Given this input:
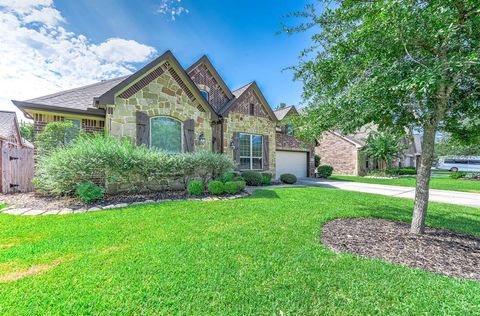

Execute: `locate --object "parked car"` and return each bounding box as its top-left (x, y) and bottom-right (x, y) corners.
top-left (436, 156), bottom-right (480, 172)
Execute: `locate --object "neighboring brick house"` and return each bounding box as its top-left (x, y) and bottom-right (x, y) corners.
top-left (13, 51), bottom-right (312, 178)
top-left (316, 126), bottom-right (422, 176)
top-left (274, 106), bottom-right (315, 178)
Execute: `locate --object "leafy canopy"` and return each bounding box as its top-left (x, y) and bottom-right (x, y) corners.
top-left (362, 130), bottom-right (408, 168)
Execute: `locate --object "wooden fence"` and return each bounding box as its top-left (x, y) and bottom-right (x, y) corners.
top-left (1, 141), bottom-right (34, 194)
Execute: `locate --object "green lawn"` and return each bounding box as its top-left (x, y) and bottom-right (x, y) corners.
top-left (0, 187), bottom-right (479, 314)
top-left (330, 175), bottom-right (480, 193)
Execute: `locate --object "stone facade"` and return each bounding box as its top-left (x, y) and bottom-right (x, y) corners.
top-left (316, 131), bottom-right (360, 176)
top-left (107, 66), bottom-right (212, 152)
top-left (188, 63), bottom-right (230, 112)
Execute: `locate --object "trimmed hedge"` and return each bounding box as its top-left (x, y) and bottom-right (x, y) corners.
top-left (224, 181), bottom-right (239, 194)
top-left (187, 180), bottom-right (204, 196)
top-left (317, 165), bottom-right (334, 178)
top-left (207, 180), bottom-right (224, 195)
top-left (386, 167), bottom-right (416, 176)
top-left (449, 171), bottom-right (466, 179)
top-left (261, 172), bottom-right (273, 185)
top-left (280, 173), bottom-right (297, 184)
top-left (236, 180), bottom-right (246, 191)
top-left (241, 171), bottom-right (263, 186)
top-left (34, 135), bottom-right (235, 196)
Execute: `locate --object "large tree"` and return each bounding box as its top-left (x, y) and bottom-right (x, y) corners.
top-left (286, 1), bottom-right (480, 234)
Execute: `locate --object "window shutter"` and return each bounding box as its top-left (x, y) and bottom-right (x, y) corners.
top-left (263, 135), bottom-right (269, 171)
top-left (183, 119), bottom-right (195, 152)
top-left (233, 132), bottom-right (240, 170)
top-left (136, 111), bottom-right (150, 147)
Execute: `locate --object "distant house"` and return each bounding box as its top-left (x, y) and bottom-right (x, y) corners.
top-left (12, 51), bottom-right (314, 179)
top-left (0, 111), bottom-right (34, 193)
top-left (316, 126), bottom-right (422, 176)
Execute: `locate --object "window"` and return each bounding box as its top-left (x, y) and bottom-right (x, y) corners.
top-left (286, 123), bottom-right (294, 136)
top-left (239, 133), bottom-right (263, 170)
top-left (249, 104), bottom-right (255, 115)
top-left (150, 116), bottom-right (182, 153)
top-left (200, 89), bottom-right (209, 101)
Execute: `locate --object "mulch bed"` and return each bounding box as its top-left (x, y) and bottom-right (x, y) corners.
top-left (321, 218), bottom-right (480, 281)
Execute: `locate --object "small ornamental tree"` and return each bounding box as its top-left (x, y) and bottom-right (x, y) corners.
top-left (285, 1), bottom-right (480, 234)
top-left (20, 123), bottom-right (34, 142)
top-left (35, 121), bottom-right (81, 157)
top-left (362, 130), bottom-right (407, 169)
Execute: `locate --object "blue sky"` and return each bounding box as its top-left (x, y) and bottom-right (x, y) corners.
top-left (0, 0), bottom-right (317, 120)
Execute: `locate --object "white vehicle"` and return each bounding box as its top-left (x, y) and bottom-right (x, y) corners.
top-left (436, 156), bottom-right (480, 172)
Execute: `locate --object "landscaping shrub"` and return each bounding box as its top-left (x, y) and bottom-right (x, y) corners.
top-left (187, 180), bottom-right (204, 196)
top-left (261, 172), bottom-right (273, 185)
top-left (75, 181), bottom-right (104, 203)
top-left (235, 180), bottom-right (246, 191)
top-left (317, 165), bottom-right (334, 178)
top-left (280, 173), bottom-right (297, 184)
top-left (386, 167), bottom-right (417, 176)
top-left (241, 171), bottom-right (263, 186)
top-left (219, 171), bottom-right (238, 183)
top-left (449, 171), bottom-right (467, 179)
top-left (34, 134), bottom-right (235, 196)
top-left (35, 121), bottom-right (81, 157)
top-left (207, 180), bottom-right (224, 195)
top-left (224, 181), bottom-right (239, 194)
top-left (314, 154), bottom-right (321, 168)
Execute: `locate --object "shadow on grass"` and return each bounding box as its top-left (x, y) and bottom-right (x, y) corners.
top-left (248, 189), bottom-right (280, 199)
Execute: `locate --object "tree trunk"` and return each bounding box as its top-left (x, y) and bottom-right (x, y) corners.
top-left (410, 124), bottom-right (437, 234)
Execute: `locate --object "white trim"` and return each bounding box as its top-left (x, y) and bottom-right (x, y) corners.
top-left (149, 116), bottom-right (184, 153)
top-left (239, 133), bottom-right (263, 170)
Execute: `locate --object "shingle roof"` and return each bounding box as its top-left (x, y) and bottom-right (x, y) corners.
top-left (24, 76), bottom-right (128, 112)
top-left (274, 106), bottom-right (295, 120)
top-left (0, 111), bottom-right (16, 140)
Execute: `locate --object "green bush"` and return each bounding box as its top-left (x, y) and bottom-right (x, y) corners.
top-left (75, 181), bottom-right (104, 203)
top-left (219, 171), bottom-right (238, 183)
top-left (207, 180), bottom-right (224, 195)
top-left (386, 167), bottom-right (417, 176)
top-left (187, 180), bottom-right (204, 196)
top-left (280, 173), bottom-right (297, 184)
top-left (261, 172), bottom-right (273, 185)
top-left (317, 165), bottom-right (334, 178)
top-left (224, 181), bottom-right (239, 194)
top-left (35, 121), bottom-right (81, 157)
top-left (33, 134), bottom-right (235, 196)
top-left (314, 154), bottom-right (321, 168)
top-left (241, 171), bottom-right (263, 186)
top-left (235, 180), bottom-right (246, 191)
top-left (449, 171), bottom-right (466, 179)
top-left (233, 175), bottom-right (244, 182)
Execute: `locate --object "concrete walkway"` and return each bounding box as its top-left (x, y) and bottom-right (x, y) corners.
top-left (298, 179), bottom-right (480, 208)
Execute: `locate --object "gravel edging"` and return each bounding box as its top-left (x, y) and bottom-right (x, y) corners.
top-left (0, 192), bottom-right (250, 216)
top-left (321, 218), bottom-right (480, 281)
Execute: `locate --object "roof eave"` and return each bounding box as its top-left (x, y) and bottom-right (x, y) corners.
top-left (12, 100), bottom-right (106, 117)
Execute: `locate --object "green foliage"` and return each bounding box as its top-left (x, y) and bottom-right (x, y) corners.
top-left (362, 130), bottom-right (407, 169)
top-left (261, 172), bottom-right (273, 185)
top-left (235, 180), bottom-right (246, 192)
top-left (75, 181), bottom-right (104, 203)
top-left (35, 121), bottom-right (81, 157)
top-left (241, 171), bottom-right (263, 186)
top-left (224, 181), bottom-right (239, 194)
top-left (386, 167), bottom-right (416, 176)
top-left (280, 173), bottom-right (297, 184)
top-left (449, 172), bottom-right (467, 180)
top-left (317, 165), bottom-right (333, 178)
top-left (187, 180), bottom-right (204, 196)
top-left (219, 171), bottom-right (238, 183)
top-left (435, 136), bottom-right (480, 157)
top-left (34, 134), bottom-right (235, 196)
top-left (207, 180), bottom-right (224, 195)
top-left (314, 154), bottom-right (321, 168)
top-left (19, 123), bottom-right (34, 142)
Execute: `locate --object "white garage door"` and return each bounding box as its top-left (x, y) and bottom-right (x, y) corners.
top-left (276, 150), bottom-right (307, 179)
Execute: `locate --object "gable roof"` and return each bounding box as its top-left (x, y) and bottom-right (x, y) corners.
top-left (218, 81), bottom-right (277, 122)
top-left (186, 55), bottom-right (234, 100)
top-left (96, 50), bottom-right (217, 120)
top-left (12, 78), bottom-right (123, 117)
top-left (274, 105), bottom-right (298, 121)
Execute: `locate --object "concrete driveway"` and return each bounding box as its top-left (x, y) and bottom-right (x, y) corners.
top-left (298, 179), bottom-right (480, 208)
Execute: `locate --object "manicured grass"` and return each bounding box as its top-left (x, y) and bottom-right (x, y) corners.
top-left (331, 175), bottom-right (480, 193)
top-left (0, 187), bottom-right (479, 314)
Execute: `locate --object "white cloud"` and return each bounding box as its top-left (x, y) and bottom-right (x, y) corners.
top-left (0, 0), bottom-right (156, 118)
top-left (156, 0), bottom-right (188, 21)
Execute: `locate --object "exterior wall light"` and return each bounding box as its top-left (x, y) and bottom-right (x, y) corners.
top-left (199, 133), bottom-right (206, 145)
top-left (230, 140), bottom-right (236, 150)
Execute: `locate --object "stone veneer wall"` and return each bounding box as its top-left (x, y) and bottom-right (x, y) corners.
top-left (107, 69), bottom-right (212, 152)
top-left (188, 64), bottom-right (230, 112)
top-left (315, 131), bottom-right (359, 176)
top-left (223, 112), bottom-right (276, 175)
top-left (276, 132), bottom-right (315, 177)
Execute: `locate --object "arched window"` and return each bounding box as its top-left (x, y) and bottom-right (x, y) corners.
top-left (199, 89), bottom-right (209, 101)
top-left (150, 116), bottom-right (182, 153)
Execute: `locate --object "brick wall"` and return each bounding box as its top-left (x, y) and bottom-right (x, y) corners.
top-left (230, 88), bottom-right (268, 118)
top-left (276, 132), bottom-right (315, 177)
top-left (188, 64), bottom-right (230, 112)
top-left (315, 131), bottom-right (359, 176)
